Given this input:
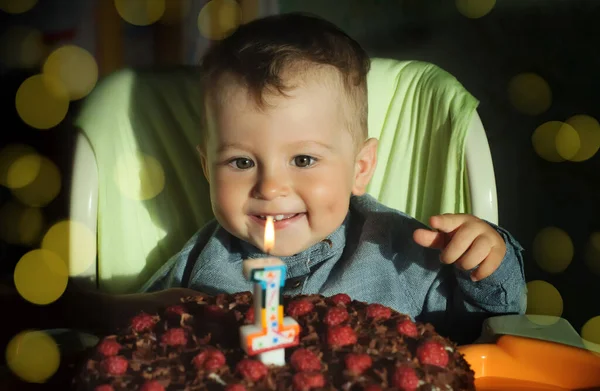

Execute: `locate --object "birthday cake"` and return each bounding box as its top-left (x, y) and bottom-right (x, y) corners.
top-left (75, 292), bottom-right (475, 391)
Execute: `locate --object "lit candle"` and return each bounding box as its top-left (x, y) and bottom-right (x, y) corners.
top-left (239, 216), bottom-right (301, 366)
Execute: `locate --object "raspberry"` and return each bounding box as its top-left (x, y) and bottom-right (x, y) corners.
top-left (236, 358), bottom-right (268, 382)
top-left (290, 348), bottom-right (321, 372)
top-left (101, 355), bottom-right (128, 376)
top-left (397, 319), bottom-right (418, 338)
top-left (287, 299), bottom-right (314, 317)
top-left (94, 385), bottom-right (115, 391)
top-left (205, 305), bottom-right (226, 318)
top-left (327, 325), bottom-right (357, 347)
top-left (96, 338), bottom-right (121, 356)
top-left (292, 372), bottom-right (325, 391)
top-left (165, 305), bottom-right (186, 316)
top-left (131, 313), bottom-right (158, 332)
top-left (193, 348), bottom-right (226, 371)
top-left (392, 366), bottom-right (419, 391)
top-left (330, 293), bottom-right (351, 306)
top-left (363, 385), bottom-right (382, 391)
top-left (366, 303), bottom-right (391, 320)
top-left (225, 384), bottom-right (246, 391)
top-left (416, 340), bottom-right (449, 367)
top-left (323, 307), bottom-right (349, 326)
top-left (161, 328), bottom-right (188, 346)
top-left (245, 306), bottom-right (255, 323)
top-left (139, 380), bottom-right (165, 391)
top-left (344, 353), bottom-right (372, 375)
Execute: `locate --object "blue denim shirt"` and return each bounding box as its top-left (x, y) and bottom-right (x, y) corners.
top-left (140, 194), bottom-right (526, 343)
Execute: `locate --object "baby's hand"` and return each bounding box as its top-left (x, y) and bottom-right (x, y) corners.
top-left (413, 214), bottom-right (506, 281)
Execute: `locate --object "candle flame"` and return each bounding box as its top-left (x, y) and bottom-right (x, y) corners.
top-left (264, 216), bottom-right (274, 254)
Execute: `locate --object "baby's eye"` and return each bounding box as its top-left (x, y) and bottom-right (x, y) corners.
top-left (229, 158), bottom-right (255, 170)
top-left (292, 155), bottom-right (316, 168)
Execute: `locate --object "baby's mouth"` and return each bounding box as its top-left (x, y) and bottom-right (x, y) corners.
top-left (256, 213), bottom-right (300, 222)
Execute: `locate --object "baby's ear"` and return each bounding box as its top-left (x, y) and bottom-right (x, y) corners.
top-left (197, 145), bottom-right (210, 183)
top-left (351, 138), bottom-right (378, 196)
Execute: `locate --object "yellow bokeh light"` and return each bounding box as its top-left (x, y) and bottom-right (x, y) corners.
top-left (15, 74), bottom-right (69, 130)
top-left (42, 220), bottom-right (96, 277)
top-left (43, 45), bottom-right (99, 101)
top-left (0, 0), bottom-right (37, 14)
top-left (0, 200), bottom-right (44, 246)
top-left (115, 0), bottom-right (166, 26)
top-left (5, 330), bottom-right (60, 383)
top-left (456, 0), bottom-right (496, 19)
top-left (565, 115), bottom-right (600, 162)
top-left (0, 143), bottom-right (36, 188)
top-left (198, 0), bottom-right (243, 40)
top-left (114, 153), bottom-right (165, 201)
top-left (14, 249), bottom-right (68, 305)
top-left (6, 153), bottom-right (41, 189)
top-left (526, 280), bottom-right (563, 319)
top-left (581, 316), bottom-right (600, 355)
top-left (532, 227), bottom-right (574, 273)
top-left (584, 232), bottom-right (600, 276)
top-left (160, 0), bottom-right (190, 24)
top-left (532, 121), bottom-right (580, 162)
top-left (0, 26), bottom-right (46, 69)
top-left (508, 73), bottom-right (552, 116)
top-left (11, 155), bottom-right (61, 207)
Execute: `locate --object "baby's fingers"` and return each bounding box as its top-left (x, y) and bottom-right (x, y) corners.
top-left (454, 235), bottom-right (492, 271)
top-left (413, 228), bottom-right (446, 249)
top-left (470, 246), bottom-right (505, 281)
top-left (440, 224), bottom-right (479, 264)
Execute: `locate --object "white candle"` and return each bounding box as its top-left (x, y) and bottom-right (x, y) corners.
top-left (239, 217), bottom-right (300, 366)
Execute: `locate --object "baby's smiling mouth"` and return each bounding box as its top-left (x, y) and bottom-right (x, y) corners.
top-left (255, 213), bottom-right (300, 222)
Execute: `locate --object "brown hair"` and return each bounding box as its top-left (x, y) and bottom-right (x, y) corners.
top-left (199, 12), bottom-right (371, 143)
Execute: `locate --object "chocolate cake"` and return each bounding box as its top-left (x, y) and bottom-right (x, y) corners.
top-left (75, 292), bottom-right (475, 391)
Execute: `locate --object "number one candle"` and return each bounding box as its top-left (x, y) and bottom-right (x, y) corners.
top-left (239, 216), bottom-right (301, 366)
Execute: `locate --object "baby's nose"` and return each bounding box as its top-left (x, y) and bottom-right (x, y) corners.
top-left (252, 172), bottom-right (290, 200)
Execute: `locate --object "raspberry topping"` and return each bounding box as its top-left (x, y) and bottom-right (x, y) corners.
top-left (323, 307), bottom-right (349, 326)
top-left (292, 372), bottom-right (326, 391)
top-left (165, 305), bottom-right (186, 316)
top-left (236, 359), bottom-right (268, 382)
top-left (290, 348), bottom-right (322, 372)
top-left (245, 306), bottom-right (255, 323)
top-left (397, 319), bottom-right (419, 338)
top-left (344, 353), bottom-right (372, 375)
top-left (131, 313), bottom-right (158, 332)
top-left (327, 325), bottom-right (357, 347)
top-left (225, 384), bottom-right (246, 391)
top-left (364, 385), bottom-right (383, 391)
top-left (139, 380), bottom-right (165, 391)
top-left (94, 385), bottom-right (115, 391)
top-left (287, 299), bottom-right (314, 317)
top-left (366, 303), bottom-right (392, 320)
top-left (161, 328), bottom-right (188, 346)
top-left (193, 348), bottom-right (226, 371)
top-left (101, 355), bottom-right (128, 376)
top-left (392, 365), bottom-right (419, 391)
top-left (205, 305), bottom-right (226, 318)
top-left (96, 338), bottom-right (121, 357)
top-left (330, 293), bottom-right (351, 306)
top-left (416, 340), bottom-right (449, 367)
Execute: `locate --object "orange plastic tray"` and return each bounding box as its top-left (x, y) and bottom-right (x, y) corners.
top-left (458, 335), bottom-right (600, 391)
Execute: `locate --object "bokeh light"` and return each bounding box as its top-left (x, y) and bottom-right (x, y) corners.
top-left (198, 0), bottom-right (242, 41)
top-left (532, 227), bottom-right (574, 273)
top-left (525, 280), bottom-right (563, 325)
top-left (0, 200), bottom-right (44, 246)
top-left (15, 74), bottom-right (69, 130)
top-left (43, 45), bottom-right (99, 101)
top-left (114, 152), bottom-right (165, 200)
top-left (0, 0), bottom-right (37, 14)
top-left (581, 316), bottom-right (600, 355)
top-left (160, 0), bottom-right (190, 24)
top-left (532, 121), bottom-right (580, 162)
top-left (565, 114), bottom-right (600, 162)
top-left (508, 73), bottom-right (552, 116)
top-left (6, 152), bottom-right (41, 189)
top-left (584, 232), bottom-right (600, 276)
top-left (10, 154), bottom-right (61, 207)
top-left (14, 249), bottom-right (68, 305)
top-left (455, 0), bottom-right (496, 19)
top-left (5, 330), bottom-right (60, 383)
top-left (115, 0), bottom-right (166, 26)
top-left (41, 220), bottom-right (96, 276)
top-left (0, 143), bottom-right (36, 188)
top-left (0, 26), bottom-right (46, 69)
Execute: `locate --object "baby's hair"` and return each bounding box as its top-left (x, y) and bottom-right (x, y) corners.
top-left (199, 12), bottom-right (370, 144)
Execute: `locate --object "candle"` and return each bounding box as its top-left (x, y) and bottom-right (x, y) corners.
top-left (239, 217), bottom-right (300, 366)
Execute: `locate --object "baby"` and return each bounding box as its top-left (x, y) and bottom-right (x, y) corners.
top-left (138, 13), bottom-right (527, 344)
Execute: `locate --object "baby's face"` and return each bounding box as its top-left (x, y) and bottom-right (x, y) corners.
top-left (201, 78), bottom-right (371, 256)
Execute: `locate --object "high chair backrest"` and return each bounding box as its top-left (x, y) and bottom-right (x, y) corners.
top-left (70, 58), bottom-right (497, 293)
